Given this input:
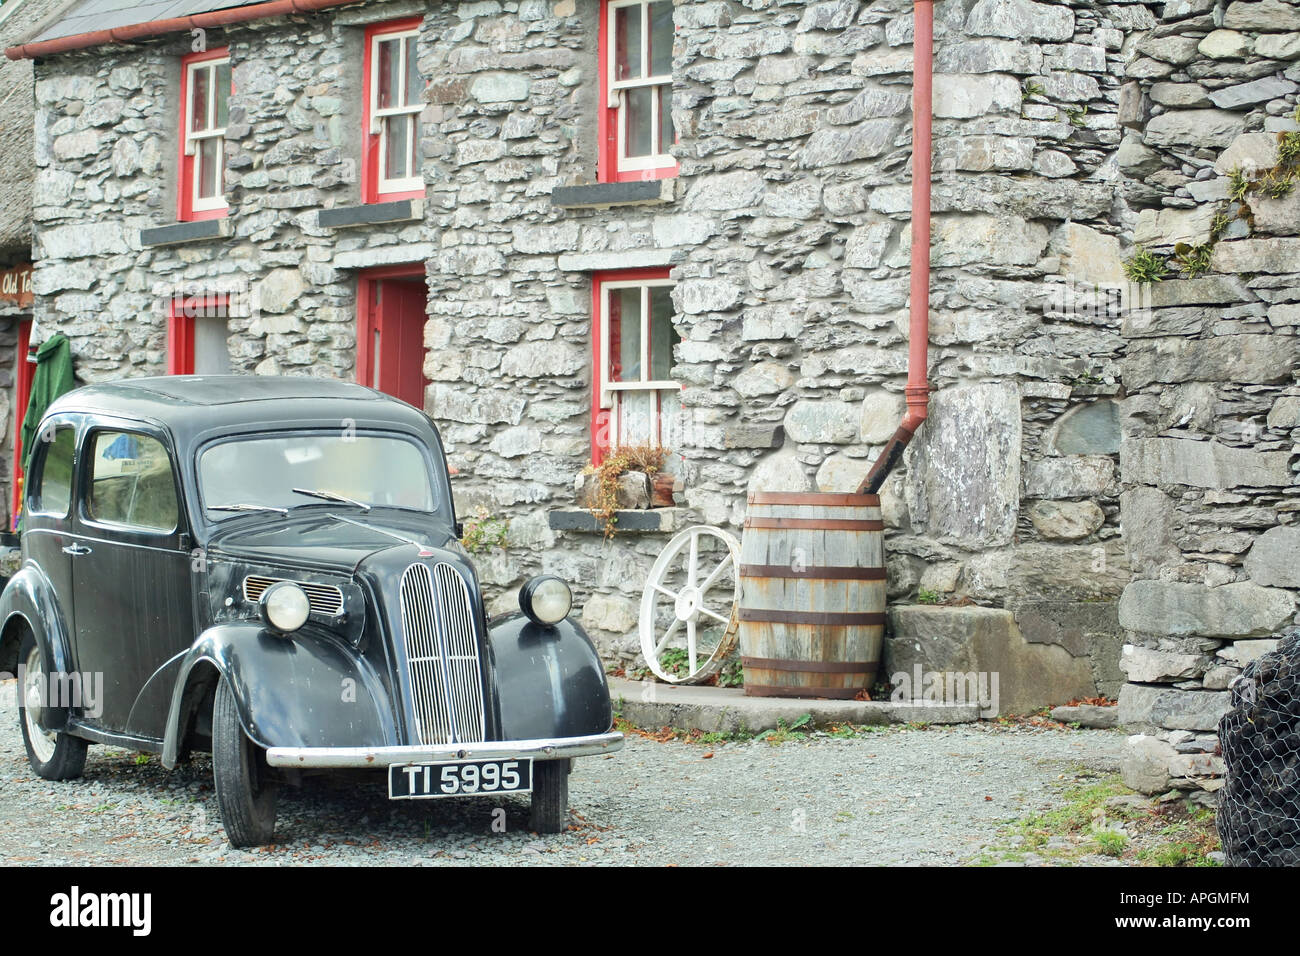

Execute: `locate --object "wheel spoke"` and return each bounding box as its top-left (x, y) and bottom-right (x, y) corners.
top-left (698, 553), bottom-right (733, 594)
top-left (650, 581), bottom-right (679, 602)
top-left (687, 619), bottom-right (697, 674)
top-left (654, 617), bottom-right (681, 656)
top-left (698, 605), bottom-right (731, 625)
top-left (687, 530), bottom-right (699, 588)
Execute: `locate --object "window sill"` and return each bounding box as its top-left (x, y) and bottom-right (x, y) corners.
top-left (548, 507), bottom-right (691, 534)
top-left (140, 218), bottom-right (231, 247)
top-left (318, 199), bottom-right (424, 229)
top-left (551, 179), bottom-right (675, 210)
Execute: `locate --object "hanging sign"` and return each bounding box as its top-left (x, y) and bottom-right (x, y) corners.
top-left (0, 264), bottom-right (33, 308)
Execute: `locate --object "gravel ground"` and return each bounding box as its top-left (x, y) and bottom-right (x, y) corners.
top-left (0, 686), bottom-right (1127, 866)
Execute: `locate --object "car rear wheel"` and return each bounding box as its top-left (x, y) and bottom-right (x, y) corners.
top-left (212, 675), bottom-right (278, 848)
top-left (17, 632), bottom-right (88, 781)
top-left (529, 758), bottom-right (571, 833)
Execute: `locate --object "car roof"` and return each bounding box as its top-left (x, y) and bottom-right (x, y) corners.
top-left (44, 375), bottom-right (438, 444)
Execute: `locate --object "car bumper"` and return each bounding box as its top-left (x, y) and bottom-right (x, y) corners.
top-left (264, 730), bottom-right (625, 769)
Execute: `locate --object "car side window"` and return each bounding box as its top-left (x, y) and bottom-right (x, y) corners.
top-left (29, 426), bottom-right (76, 517)
top-left (85, 431), bottom-right (180, 533)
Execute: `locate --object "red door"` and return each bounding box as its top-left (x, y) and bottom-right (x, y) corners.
top-left (358, 271), bottom-right (429, 409)
top-left (10, 319), bottom-right (36, 528)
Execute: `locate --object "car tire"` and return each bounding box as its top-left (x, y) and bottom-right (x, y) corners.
top-left (212, 676), bottom-right (278, 848)
top-left (529, 758), bottom-right (571, 834)
top-left (17, 631), bottom-right (88, 781)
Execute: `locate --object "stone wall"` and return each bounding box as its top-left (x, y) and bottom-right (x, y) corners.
top-left (1115, 0), bottom-right (1300, 800)
top-left (418, 0), bottom-right (1151, 699)
top-left (25, 0), bottom-right (1179, 704)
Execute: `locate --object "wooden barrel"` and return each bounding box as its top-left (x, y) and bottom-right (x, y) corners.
top-left (738, 492), bottom-right (885, 698)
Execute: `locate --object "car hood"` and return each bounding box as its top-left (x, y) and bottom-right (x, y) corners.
top-left (207, 510), bottom-right (463, 573)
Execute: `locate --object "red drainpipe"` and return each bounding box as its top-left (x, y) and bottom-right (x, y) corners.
top-left (859, 0), bottom-right (934, 495)
top-left (5, 0), bottom-right (363, 60)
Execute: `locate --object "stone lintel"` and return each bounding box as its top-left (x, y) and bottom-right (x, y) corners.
top-left (333, 243), bottom-right (436, 271)
top-left (556, 248), bottom-right (678, 272)
top-left (139, 218), bottom-right (230, 247)
top-left (551, 178), bottom-right (675, 210)
top-left (318, 199), bottom-right (423, 229)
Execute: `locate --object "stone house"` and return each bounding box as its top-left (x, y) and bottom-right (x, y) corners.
top-left (0, 0), bottom-right (74, 530)
top-left (7, 0), bottom-right (1300, 793)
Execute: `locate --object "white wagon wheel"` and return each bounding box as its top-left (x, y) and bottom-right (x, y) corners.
top-left (638, 525), bottom-right (741, 684)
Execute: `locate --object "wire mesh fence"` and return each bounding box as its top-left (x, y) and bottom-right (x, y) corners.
top-left (1218, 626), bottom-right (1300, 867)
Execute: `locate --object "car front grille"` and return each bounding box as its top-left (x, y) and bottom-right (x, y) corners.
top-left (398, 562), bottom-right (487, 746)
top-left (243, 575), bottom-right (345, 616)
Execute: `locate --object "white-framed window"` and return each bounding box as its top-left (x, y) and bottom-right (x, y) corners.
top-left (594, 271), bottom-right (681, 458)
top-left (182, 51), bottom-right (230, 218)
top-left (602, 0), bottom-right (677, 181)
top-left (366, 22), bottom-right (423, 198)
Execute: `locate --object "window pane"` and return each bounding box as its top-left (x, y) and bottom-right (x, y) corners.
top-left (618, 390), bottom-right (654, 447)
top-left (614, 4), bottom-right (641, 81)
top-left (409, 115), bottom-right (420, 178)
top-left (612, 288), bottom-right (642, 383)
top-left (198, 137), bottom-right (221, 199)
top-left (191, 65), bottom-right (209, 132)
top-left (215, 61), bottom-right (231, 128)
top-left (404, 35), bottom-right (422, 107)
top-left (625, 85), bottom-right (653, 158)
top-left (88, 432), bottom-right (179, 532)
top-left (649, 287), bottom-right (676, 380)
top-left (657, 83), bottom-right (673, 155)
top-left (200, 435), bottom-right (435, 514)
top-left (377, 37), bottom-right (399, 109)
top-left (648, 1), bottom-right (672, 75)
top-left (384, 114), bottom-right (409, 181)
top-left (33, 428), bottom-right (75, 516)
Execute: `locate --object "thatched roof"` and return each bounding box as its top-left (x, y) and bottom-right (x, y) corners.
top-left (0, 0), bottom-right (82, 256)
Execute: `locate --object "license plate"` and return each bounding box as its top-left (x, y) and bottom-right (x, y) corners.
top-left (388, 758), bottom-right (533, 800)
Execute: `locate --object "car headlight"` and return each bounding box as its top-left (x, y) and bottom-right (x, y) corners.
top-left (520, 575), bottom-right (572, 626)
top-left (260, 582), bottom-right (311, 633)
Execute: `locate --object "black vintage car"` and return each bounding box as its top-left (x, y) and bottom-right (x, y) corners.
top-left (0, 376), bottom-right (622, 846)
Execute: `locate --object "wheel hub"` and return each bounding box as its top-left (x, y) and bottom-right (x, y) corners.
top-left (674, 586), bottom-right (703, 622)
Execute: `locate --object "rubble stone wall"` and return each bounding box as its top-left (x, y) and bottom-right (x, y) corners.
top-left (1115, 0), bottom-right (1300, 799)
top-left (24, 0), bottom-right (1184, 703)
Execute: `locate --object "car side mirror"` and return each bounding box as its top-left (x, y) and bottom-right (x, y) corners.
top-left (455, 521), bottom-right (464, 539)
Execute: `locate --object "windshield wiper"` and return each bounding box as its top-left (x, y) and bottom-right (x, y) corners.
top-left (209, 503), bottom-right (289, 515)
top-left (292, 488), bottom-right (371, 511)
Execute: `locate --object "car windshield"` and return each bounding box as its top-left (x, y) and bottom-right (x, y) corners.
top-left (199, 433), bottom-right (436, 518)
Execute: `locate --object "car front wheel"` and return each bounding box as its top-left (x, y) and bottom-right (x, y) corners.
top-left (212, 676), bottom-right (278, 848)
top-left (17, 632), bottom-right (88, 780)
top-left (529, 758), bottom-right (571, 833)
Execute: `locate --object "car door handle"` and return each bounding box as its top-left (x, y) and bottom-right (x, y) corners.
top-left (62, 543), bottom-right (92, 556)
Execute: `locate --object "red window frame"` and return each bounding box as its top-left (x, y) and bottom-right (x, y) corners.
top-left (362, 17), bottom-right (426, 204)
top-left (590, 268), bottom-right (678, 464)
top-left (178, 47), bottom-right (231, 222)
top-left (597, 0), bottom-right (679, 184)
top-left (167, 293), bottom-right (229, 375)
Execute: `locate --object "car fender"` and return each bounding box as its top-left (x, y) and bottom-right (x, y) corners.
top-left (0, 563), bottom-right (76, 732)
top-left (161, 622), bottom-right (397, 769)
top-left (487, 613), bottom-right (613, 741)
